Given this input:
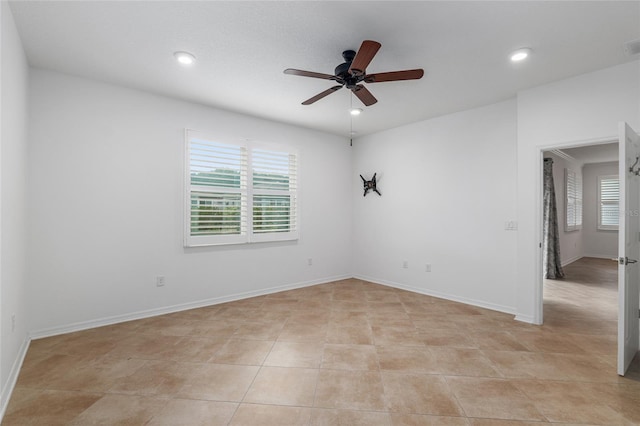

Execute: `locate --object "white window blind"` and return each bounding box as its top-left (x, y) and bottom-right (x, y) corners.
top-left (565, 168), bottom-right (582, 232)
top-left (251, 149), bottom-right (297, 239)
top-left (598, 175), bottom-right (619, 231)
top-left (185, 131), bottom-right (298, 247)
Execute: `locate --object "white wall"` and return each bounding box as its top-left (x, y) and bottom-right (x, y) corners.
top-left (0, 0), bottom-right (30, 411)
top-left (543, 152), bottom-right (583, 266)
top-left (352, 99), bottom-right (518, 313)
top-left (517, 60), bottom-right (640, 323)
top-left (27, 69), bottom-right (353, 334)
top-left (583, 161), bottom-right (619, 259)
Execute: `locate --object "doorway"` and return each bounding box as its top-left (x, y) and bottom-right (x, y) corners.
top-left (540, 142), bottom-right (619, 347)
top-left (542, 142), bottom-right (619, 274)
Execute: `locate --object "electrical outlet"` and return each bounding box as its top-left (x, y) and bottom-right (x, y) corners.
top-left (308, 258), bottom-right (313, 266)
top-left (402, 261), bottom-right (408, 269)
top-left (426, 264), bottom-right (431, 272)
top-left (156, 276), bottom-right (165, 287)
top-left (11, 314), bottom-right (16, 332)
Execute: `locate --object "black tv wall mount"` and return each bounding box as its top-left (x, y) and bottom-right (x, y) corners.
top-left (360, 173), bottom-right (381, 197)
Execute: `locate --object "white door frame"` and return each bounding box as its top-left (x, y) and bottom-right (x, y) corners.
top-left (534, 135), bottom-right (617, 324)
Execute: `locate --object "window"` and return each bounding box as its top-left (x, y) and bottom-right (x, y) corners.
top-left (185, 130), bottom-right (298, 246)
top-left (598, 175), bottom-right (619, 230)
top-left (565, 168), bottom-right (582, 231)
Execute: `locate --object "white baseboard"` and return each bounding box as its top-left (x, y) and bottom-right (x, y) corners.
top-left (561, 254), bottom-right (583, 267)
top-left (582, 253), bottom-right (618, 261)
top-left (30, 274), bottom-right (351, 340)
top-left (30, 271), bottom-right (523, 339)
top-left (0, 336), bottom-right (30, 420)
top-left (353, 274), bottom-right (517, 316)
top-left (514, 314), bottom-right (539, 325)
top-left (561, 255), bottom-right (617, 268)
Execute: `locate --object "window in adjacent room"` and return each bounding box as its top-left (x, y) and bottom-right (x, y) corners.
top-left (598, 174), bottom-right (619, 230)
top-left (185, 130), bottom-right (298, 247)
top-left (565, 168), bottom-right (582, 231)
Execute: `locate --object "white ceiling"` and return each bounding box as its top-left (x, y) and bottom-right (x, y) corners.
top-left (560, 143), bottom-right (619, 165)
top-left (9, 1), bottom-right (640, 138)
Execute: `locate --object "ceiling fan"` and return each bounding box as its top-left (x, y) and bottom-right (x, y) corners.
top-left (284, 40), bottom-right (424, 107)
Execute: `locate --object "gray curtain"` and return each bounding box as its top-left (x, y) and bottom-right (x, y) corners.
top-left (543, 158), bottom-right (565, 279)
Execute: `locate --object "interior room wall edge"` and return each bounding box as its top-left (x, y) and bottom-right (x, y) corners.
top-left (29, 273), bottom-right (351, 341)
top-left (0, 336), bottom-right (28, 421)
top-left (0, 0), bottom-right (30, 415)
top-left (353, 274), bottom-right (516, 316)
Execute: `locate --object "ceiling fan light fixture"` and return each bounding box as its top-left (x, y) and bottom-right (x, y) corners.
top-left (174, 51), bottom-right (196, 66)
top-left (350, 108), bottom-right (363, 116)
top-left (510, 48), bottom-right (532, 62)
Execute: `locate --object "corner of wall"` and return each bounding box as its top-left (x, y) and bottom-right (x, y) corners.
top-left (1, 1), bottom-right (31, 419)
top-left (0, 337), bottom-right (29, 419)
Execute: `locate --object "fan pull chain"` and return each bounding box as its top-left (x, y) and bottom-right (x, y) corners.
top-left (350, 92), bottom-right (354, 146)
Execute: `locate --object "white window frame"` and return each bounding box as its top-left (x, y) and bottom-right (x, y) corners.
top-left (184, 130), bottom-right (299, 247)
top-left (565, 167), bottom-right (582, 232)
top-left (597, 174), bottom-right (619, 231)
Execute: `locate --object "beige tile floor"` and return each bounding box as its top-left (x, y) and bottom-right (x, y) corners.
top-left (3, 257), bottom-right (640, 425)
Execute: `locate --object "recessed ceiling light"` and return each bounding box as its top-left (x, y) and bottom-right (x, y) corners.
top-left (350, 108), bottom-right (363, 116)
top-left (510, 48), bottom-right (532, 62)
top-left (174, 51), bottom-right (196, 66)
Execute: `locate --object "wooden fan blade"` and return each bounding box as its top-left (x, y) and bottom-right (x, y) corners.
top-left (348, 40), bottom-right (381, 76)
top-left (301, 85), bottom-right (343, 105)
top-left (284, 68), bottom-right (337, 80)
top-left (364, 69), bottom-right (424, 83)
top-left (352, 85), bottom-right (377, 106)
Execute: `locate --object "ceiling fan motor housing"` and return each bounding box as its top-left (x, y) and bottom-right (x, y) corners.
top-left (336, 50), bottom-right (361, 88)
top-left (335, 50), bottom-right (356, 75)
